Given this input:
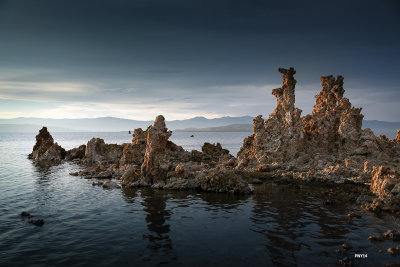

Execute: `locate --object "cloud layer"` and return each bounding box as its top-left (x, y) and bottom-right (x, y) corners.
top-left (0, 0), bottom-right (399, 121)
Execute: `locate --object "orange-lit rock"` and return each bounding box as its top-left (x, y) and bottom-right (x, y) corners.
top-left (238, 67), bottom-right (400, 211)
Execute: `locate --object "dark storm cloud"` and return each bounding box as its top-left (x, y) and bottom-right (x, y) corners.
top-left (0, 0), bottom-right (399, 120)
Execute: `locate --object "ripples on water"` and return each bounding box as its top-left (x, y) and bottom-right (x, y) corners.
top-left (0, 132), bottom-right (399, 266)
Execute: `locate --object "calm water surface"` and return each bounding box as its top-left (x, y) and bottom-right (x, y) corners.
top-left (0, 132), bottom-right (399, 266)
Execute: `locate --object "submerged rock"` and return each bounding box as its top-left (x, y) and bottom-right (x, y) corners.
top-left (102, 180), bottom-right (120, 189)
top-left (28, 219), bottom-right (44, 227)
top-left (338, 257), bottom-right (353, 266)
top-left (387, 246), bottom-right (400, 256)
top-left (342, 243), bottom-right (352, 250)
top-left (368, 235), bottom-right (384, 242)
top-left (20, 211), bottom-right (32, 218)
top-left (383, 230), bottom-right (400, 241)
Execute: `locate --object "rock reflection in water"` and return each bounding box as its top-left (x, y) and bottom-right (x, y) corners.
top-left (140, 188), bottom-right (176, 264)
top-left (3, 132), bottom-right (399, 266)
top-left (251, 182), bottom-right (352, 266)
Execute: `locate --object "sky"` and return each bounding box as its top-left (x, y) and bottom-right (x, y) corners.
top-left (0, 0), bottom-right (399, 121)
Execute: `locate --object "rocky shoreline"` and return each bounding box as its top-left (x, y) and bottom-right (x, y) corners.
top-left (29, 67), bottom-right (400, 214)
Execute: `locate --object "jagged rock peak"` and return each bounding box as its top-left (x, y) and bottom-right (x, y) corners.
top-left (141, 115), bottom-right (173, 180)
top-left (29, 126), bottom-right (66, 164)
top-left (32, 126), bottom-right (54, 151)
top-left (272, 67), bottom-right (297, 113)
top-left (320, 75), bottom-right (344, 100)
top-left (313, 75), bottom-right (346, 116)
top-left (278, 67), bottom-right (296, 88)
top-left (153, 115), bottom-right (168, 131)
top-left (267, 67), bottom-right (302, 129)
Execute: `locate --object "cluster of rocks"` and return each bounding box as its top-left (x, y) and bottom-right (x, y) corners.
top-left (368, 229), bottom-right (400, 242)
top-left (30, 116), bottom-right (250, 194)
top-left (368, 230), bottom-right (400, 257)
top-left (29, 67), bottom-right (400, 212)
top-left (237, 67), bottom-right (400, 213)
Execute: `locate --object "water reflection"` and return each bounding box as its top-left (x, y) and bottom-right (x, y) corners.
top-left (33, 164), bottom-right (58, 206)
top-left (140, 188), bottom-right (176, 264)
top-left (120, 187), bottom-right (139, 204)
top-left (251, 183), bottom-right (351, 266)
top-left (3, 132), bottom-right (400, 266)
top-left (199, 191), bottom-right (249, 211)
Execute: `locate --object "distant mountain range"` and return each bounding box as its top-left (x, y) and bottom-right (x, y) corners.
top-left (0, 116), bottom-right (253, 132)
top-left (177, 119), bottom-right (400, 139)
top-left (0, 117), bottom-right (398, 139)
top-left (177, 120), bottom-right (400, 138)
top-left (175, 124), bottom-right (253, 132)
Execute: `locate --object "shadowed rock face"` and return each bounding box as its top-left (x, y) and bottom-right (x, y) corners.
top-left (202, 142), bottom-right (230, 158)
top-left (28, 127), bottom-right (66, 164)
top-left (66, 145), bottom-right (86, 161)
top-left (84, 138), bottom-right (123, 165)
top-left (119, 128), bottom-right (149, 166)
top-left (141, 115), bottom-right (174, 182)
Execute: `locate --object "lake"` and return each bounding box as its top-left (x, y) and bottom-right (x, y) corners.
top-left (0, 132), bottom-right (399, 266)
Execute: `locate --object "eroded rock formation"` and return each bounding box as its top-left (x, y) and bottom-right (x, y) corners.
top-left (28, 127), bottom-right (66, 164)
top-left (141, 115), bottom-right (185, 183)
top-left (238, 67), bottom-right (400, 212)
top-left (30, 116), bottom-right (249, 193)
top-left (238, 67), bottom-right (304, 167)
top-left (84, 138), bottom-right (123, 165)
top-left (29, 67), bottom-right (400, 211)
top-left (66, 145), bottom-right (86, 161)
top-left (118, 115), bottom-right (246, 193)
top-left (367, 166), bottom-right (400, 212)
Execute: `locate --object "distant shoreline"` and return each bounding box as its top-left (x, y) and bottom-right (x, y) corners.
top-left (175, 123), bottom-right (252, 133)
top-left (0, 120), bottom-right (399, 139)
